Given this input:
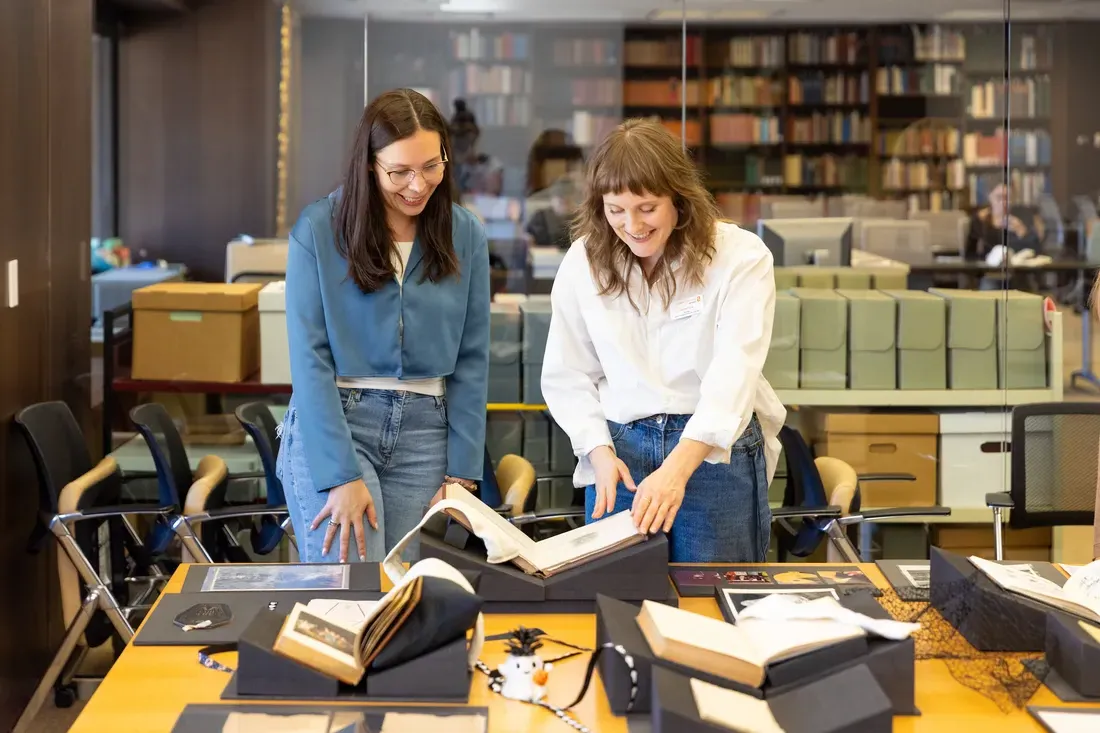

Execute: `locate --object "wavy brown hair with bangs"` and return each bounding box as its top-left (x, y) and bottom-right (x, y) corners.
top-left (573, 118), bottom-right (720, 310)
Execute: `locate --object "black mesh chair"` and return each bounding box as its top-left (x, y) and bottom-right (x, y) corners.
top-left (12, 402), bottom-right (176, 731)
top-left (234, 402), bottom-right (296, 553)
top-left (130, 402), bottom-right (289, 563)
top-left (986, 402), bottom-right (1100, 561)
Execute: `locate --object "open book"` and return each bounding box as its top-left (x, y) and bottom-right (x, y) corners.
top-left (424, 485), bottom-right (646, 577)
top-left (635, 599), bottom-right (865, 688)
top-left (969, 556), bottom-right (1100, 624)
top-left (273, 576), bottom-right (424, 686)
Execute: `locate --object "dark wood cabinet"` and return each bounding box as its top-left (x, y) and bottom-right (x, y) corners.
top-left (0, 0), bottom-right (92, 727)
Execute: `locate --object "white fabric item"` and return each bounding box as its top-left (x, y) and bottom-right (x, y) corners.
top-left (337, 241), bottom-right (445, 396)
top-left (736, 594), bottom-right (921, 641)
top-left (540, 222), bottom-right (787, 488)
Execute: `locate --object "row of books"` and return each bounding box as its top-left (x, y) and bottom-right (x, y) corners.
top-left (965, 31), bottom-right (1052, 71)
top-left (625, 38), bottom-right (703, 67)
top-left (450, 30), bottom-right (529, 61)
top-left (877, 28), bottom-right (965, 65)
top-left (785, 154), bottom-right (870, 188)
top-left (569, 78), bottom-right (619, 107)
top-left (967, 77), bottom-right (1051, 119)
top-left (448, 64), bottom-right (532, 96)
top-left (708, 75), bottom-right (784, 108)
top-left (898, 190), bottom-right (963, 212)
top-left (788, 32), bottom-right (865, 66)
top-left (453, 95), bottom-right (533, 128)
top-left (551, 38), bottom-right (620, 67)
top-left (967, 171), bottom-right (1051, 207)
top-left (786, 111), bottom-right (871, 145)
top-left (881, 159), bottom-right (966, 191)
top-left (788, 72), bottom-right (870, 105)
top-left (623, 79), bottom-right (702, 107)
top-left (877, 127), bottom-right (961, 157)
top-left (568, 111), bottom-right (620, 147)
top-left (709, 156), bottom-right (785, 188)
top-left (876, 65), bottom-right (961, 96)
top-left (962, 129), bottom-right (1052, 167)
top-left (710, 114), bottom-right (782, 145)
top-left (718, 36), bottom-right (785, 68)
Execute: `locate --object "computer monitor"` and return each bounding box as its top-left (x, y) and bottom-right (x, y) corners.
top-left (856, 219), bottom-right (934, 265)
top-left (907, 211), bottom-right (969, 253)
top-left (756, 218), bottom-right (854, 267)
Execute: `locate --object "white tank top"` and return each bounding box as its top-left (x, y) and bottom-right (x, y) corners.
top-left (336, 242), bottom-right (446, 397)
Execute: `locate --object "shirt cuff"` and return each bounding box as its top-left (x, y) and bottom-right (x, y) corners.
top-left (570, 424), bottom-right (614, 488)
top-left (682, 414), bottom-right (744, 466)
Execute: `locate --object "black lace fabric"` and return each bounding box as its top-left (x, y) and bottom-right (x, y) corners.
top-left (877, 583), bottom-right (1050, 713)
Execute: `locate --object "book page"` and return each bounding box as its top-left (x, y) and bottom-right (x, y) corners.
top-left (222, 712), bottom-right (332, 733)
top-left (1062, 560), bottom-right (1100, 607)
top-left (528, 510), bottom-right (642, 572)
top-left (442, 485), bottom-right (537, 557)
top-left (1033, 709), bottom-right (1100, 733)
top-left (379, 713), bottom-right (487, 733)
top-left (691, 678), bottom-right (785, 733)
top-left (305, 599), bottom-right (380, 632)
top-left (970, 557), bottom-right (1100, 622)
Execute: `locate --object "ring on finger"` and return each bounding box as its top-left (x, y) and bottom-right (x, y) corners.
top-left (328, 519), bottom-right (339, 527)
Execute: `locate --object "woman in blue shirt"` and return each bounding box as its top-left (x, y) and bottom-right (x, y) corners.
top-left (278, 89), bottom-right (491, 564)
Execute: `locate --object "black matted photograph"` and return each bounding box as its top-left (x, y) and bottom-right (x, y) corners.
top-left (292, 610), bottom-right (357, 657)
top-left (717, 587), bottom-right (840, 623)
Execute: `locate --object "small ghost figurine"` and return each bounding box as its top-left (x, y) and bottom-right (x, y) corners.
top-left (497, 627), bottom-right (553, 702)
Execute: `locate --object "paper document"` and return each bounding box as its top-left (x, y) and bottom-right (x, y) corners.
top-left (736, 593), bottom-right (921, 641)
top-left (1033, 709), bottom-right (1100, 733)
top-left (304, 599), bottom-right (380, 632)
top-left (379, 713), bottom-right (487, 733)
top-left (222, 712), bottom-right (331, 733)
top-left (201, 564), bottom-right (350, 592)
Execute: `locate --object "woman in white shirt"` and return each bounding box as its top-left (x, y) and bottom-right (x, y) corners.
top-left (540, 118), bottom-right (786, 563)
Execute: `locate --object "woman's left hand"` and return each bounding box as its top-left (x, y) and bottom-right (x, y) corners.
top-left (631, 464), bottom-right (687, 535)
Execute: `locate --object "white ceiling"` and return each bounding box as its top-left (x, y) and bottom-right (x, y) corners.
top-left (291, 0), bottom-right (1100, 23)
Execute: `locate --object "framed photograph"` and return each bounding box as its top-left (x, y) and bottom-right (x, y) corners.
top-left (875, 559), bottom-right (930, 601)
top-left (717, 587), bottom-right (839, 623)
top-left (200, 564), bottom-right (351, 593)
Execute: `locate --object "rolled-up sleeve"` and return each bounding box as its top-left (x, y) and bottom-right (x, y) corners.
top-left (681, 244), bottom-right (775, 464)
top-left (285, 217), bottom-right (361, 491)
top-left (541, 247), bottom-right (611, 487)
top-left (444, 222), bottom-right (491, 481)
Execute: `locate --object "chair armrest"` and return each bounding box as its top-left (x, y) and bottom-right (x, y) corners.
top-left (119, 469), bottom-right (160, 481)
top-left (185, 506), bottom-right (288, 523)
top-left (51, 504), bottom-right (177, 525)
top-left (858, 473), bottom-right (916, 482)
top-left (510, 509), bottom-right (587, 527)
top-left (842, 506), bottom-right (952, 524)
top-left (493, 504), bottom-right (514, 516)
top-left (770, 506), bottom-right (842, 520)
top-left (228, 471), bottom-right (266, 481)
top-left (534, 473), bottom-right (575, 483)
top-left (985, 492), bottom-right (1014, 509)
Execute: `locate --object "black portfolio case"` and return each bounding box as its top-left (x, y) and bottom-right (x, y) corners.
top-left (650, 664), bottom-right (893, 733)
top-left (1044, 610), bottom-right (1100, 700)
top-left (419, 521), bottom-right (674, 613)
top-left (593, 595), bottom-right (908, 715)
top-left (929, 546), bottom-right (1052, 652)
top-left (221, 609), bottom-right (471, 703)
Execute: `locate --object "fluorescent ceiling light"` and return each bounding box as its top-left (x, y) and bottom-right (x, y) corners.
top-left (648, 9), bottom-right (773, 20)
top-left (439, 0), bottom-right (501, 12)
top-left (937, 10), bottom-right (1005, 19)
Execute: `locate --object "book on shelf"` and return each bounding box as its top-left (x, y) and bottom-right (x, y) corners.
top-left (788, 71), bottom-right (869, 106)
top-left (434, 484), bottom-right (647, 577)
top-left (709, 75), bottom-right (784, 108)
top-left (963, 129), bottom-right (1051, 167)
top-left (969, 556), bottom-right (1100, 624)
top-left (967, 77), bottom-right (1051, 119)
top-left (635, 599), bottom-right (864, 688)
top-left (721, 36), bottom-right (784, 69)
top-left (710, 113), bottom-right (781, 146)
top-left (788, 31), bottom-right (863, 66)
top-left (876, 64), bottom-right (960, 96)
top-left (552, 38), bottom-right (619, 67)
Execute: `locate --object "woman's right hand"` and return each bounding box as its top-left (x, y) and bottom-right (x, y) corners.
top-left (588, 446), bottom-right (636, 519)
top-left (311, 478), bottom-right (378, 562)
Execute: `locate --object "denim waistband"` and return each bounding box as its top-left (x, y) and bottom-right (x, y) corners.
top-left (619, 412), bottom-right (761, 435)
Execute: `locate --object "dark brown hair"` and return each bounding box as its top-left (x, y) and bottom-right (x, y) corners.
top-left (334, 89), bottom-right (458, 293)
top-left (573, 118), bottom-right (719, 310)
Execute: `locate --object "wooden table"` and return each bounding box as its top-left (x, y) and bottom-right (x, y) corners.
top-left (70, 564), bottom-right (1099, 733)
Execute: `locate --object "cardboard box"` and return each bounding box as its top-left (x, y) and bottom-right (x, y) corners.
top-left (764, 292), bottom-right (800, 389)
top-left (520, 300), bottom-right (552, 404)
top-left (882, 290), bottom-right (947, 390)
top-left (839, 290), bottom-right (896, 390)
top-left (833, 269), bottom-right (872, 289)
top-left (929, 289), bottom-right (998, 390)
top-left (974, 290), bottom-right (1047, 389)
top-left (791, 289), bottom-right (847, 389)
top-left (773, 268), bottom-right (799, 291)
top-left (937, 411), bottom-right (1012, 507)
top-left (810, 410), bottom-right (939, 507)
top-left (258, 281), bottom-right (289, 384)
top-left (132, 283), bottom-right (261, 383)
top-left (489, 303), bottom-right (522, 403)
top-left (934, 525), bottom-right (1052, 561)
top-left (788, 267), bottom-right (834, 289)
top-left (871, 271), bottom-right (909, 289)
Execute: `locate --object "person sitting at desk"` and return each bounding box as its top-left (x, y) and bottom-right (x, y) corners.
top-left (525, 176), bottom-right (577, 249)
top-left (964, 182), bottom-right (1042, 290)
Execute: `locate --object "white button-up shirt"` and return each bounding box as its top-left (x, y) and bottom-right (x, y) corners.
top-left (541, 221), bottom-right (786, 488)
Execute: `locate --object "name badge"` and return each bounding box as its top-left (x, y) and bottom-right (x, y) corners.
top-left (671, 295), bottom-right (703, 320)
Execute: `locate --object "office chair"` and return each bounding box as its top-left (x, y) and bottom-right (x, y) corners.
top-left (234, 402), bottom-right (297, 554)
top-left (129, 402), bottom-right (289, 563)
top-left (986, 402), bottom-right (1100, 561)
top-left (775, 426), bottom-right (950, 562)
top-left (12, 402), bottom-right (177, 732)
top-left (479, 446), bottom-right (586, 538)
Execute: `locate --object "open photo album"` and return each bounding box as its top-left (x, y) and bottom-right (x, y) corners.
top-left (969, 556), bottom-right (1100, 625)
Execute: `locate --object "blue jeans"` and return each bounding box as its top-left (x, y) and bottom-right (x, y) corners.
top-left (585, 413), bottom-right (771, 563)
top-left (276, 388), bottom-right (448, 564)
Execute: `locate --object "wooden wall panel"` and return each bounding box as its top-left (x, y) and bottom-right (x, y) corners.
top-left (118, 0), bottom-right (278, 282)
top-left (0, 0), bottom-right (93, 726)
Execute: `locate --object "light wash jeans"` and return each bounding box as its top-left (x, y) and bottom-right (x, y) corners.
top-left (276, 388), bottom-right (447, 564)
top-left (585, 413), bottom-right (770, 563)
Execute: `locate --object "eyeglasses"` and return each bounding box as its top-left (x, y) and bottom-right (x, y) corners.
top-left (376, 153), bottom-right (449, 187)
